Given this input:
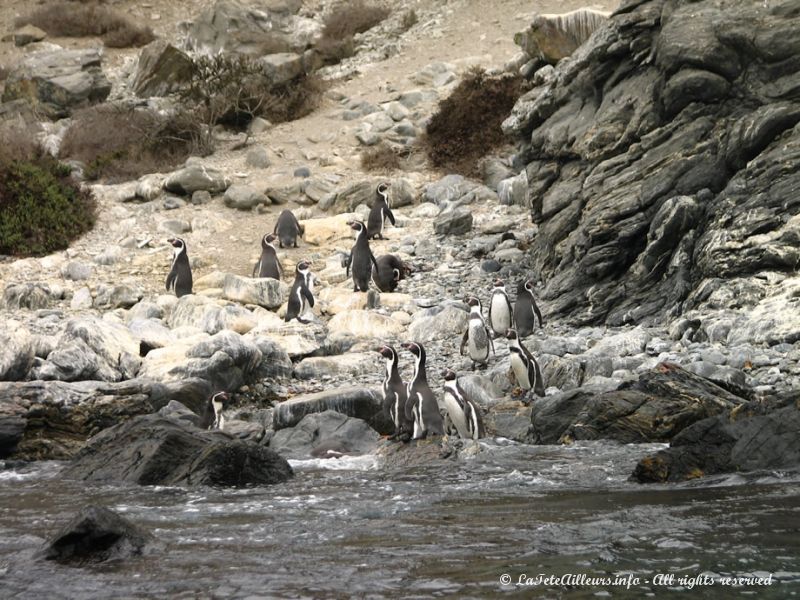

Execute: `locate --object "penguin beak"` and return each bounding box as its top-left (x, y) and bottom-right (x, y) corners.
top-left (375, 345), bottom-right (387, 354)
top-left (400, 342), bottom-right (411, 350)
top-left (505, 329), bottom-right (515, 339)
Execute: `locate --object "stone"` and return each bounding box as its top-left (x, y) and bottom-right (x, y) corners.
top-left (64, 414), bottom-right (293, 487)
top-left (222, 273), bottom-right (285, 308)
top-left (514, 9), bottom-right (610, 64)
top-left (327, 310), bottom-right (405, 340)
top-left (158, 219), bottom-right (191, 235)
top-left (164, 164), bottom-right (230, 195)
top-left (294, 352), bottom-right (378, 380)
top-left (1, 48), bottom-right (111, 118)
top-left (191, 190), bottom-right (212, 205)
top-left (328, 180), bottom-right (376, 213)
top-left (434, 207), bottom-right (473, 235)
top-left (245, 146), bottom-right (271, 168)
top-left (408, 304), bottom-right (468, 343)
top-left (483, 401), bottom-right (532, 441)
top-left (38, 505), bottom-right (161, 564)
top-left (10, 25), bottom-right (47, 47)
top-left (130, 40), bottom-right (194, 98)
top-left (259, 52), bottom-right (304, 85)
top-left (302, 177), bottom-right (335, 204)
top-left (529, 388), bottom-right (595, 444)
top-left (497, 171), bottom-right (529, 206)
top-left (2, 282), bottom-right (63, 310)
top-left (300, 214), bottom-right (355, 245)
top-left (265, 182), bottom-right (304, 204)
top-left (0, 321), bottom-right (34, 382)
top-left (93, 284), bottom-right (143, 310)
top-left (167, 294), bottom-right (257, 335)
top-left (70, 288), bottom-right (93, 310)
top-left (242, 334), bottom-right (293, 379)
top-left (273, 386), bottom-right (392, 435)
top-left (410, 62), bottom-right (456, 87)
top-left (269, 410), bottom-right (380, 459)
top-left (223, 183), bottom-right (269, 210)
top-left (136, 174), bottom-right (164, 201)
top-left (247, 319), bottom-right (325, 358)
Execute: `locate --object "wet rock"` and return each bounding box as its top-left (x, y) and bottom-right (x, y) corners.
top-left (64, 414), bottom-right (293, 487)
top-left (130, 40), bottom-right (193, 98)
top-left (38, 505), bottom-right (161, 565)
top-left (0, 321), bottom-right (34, 382)
top-left (539, 354), bottom-right (583, 390)
top-left (164, 164), bottom-right (230, 195)
top-left (273, 386), bottom-right (391, 435)
top-left (222, 273), bottom-right (285, 308)
top-left (682, 361), bottom-right (749, 398)
top-left (408, 303), bottom-right (468, 343)
top-left (224, 184), bottom-right (269, 210)
top-left (269, 410), bottom-right (380, 459)
top-left (434, 207), bottom-right (473, 236)
top-left (294, 352), bottom-right (378, 380)
top-left (484, 401), bottom-right (532, 441)
top-left (529, 388), bottom-right (594, 444)
top-left (327, 310), bottom-right (405, 340)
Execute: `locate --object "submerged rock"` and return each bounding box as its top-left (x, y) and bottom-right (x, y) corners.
top-left (270, 410), bottom-right (380, 459)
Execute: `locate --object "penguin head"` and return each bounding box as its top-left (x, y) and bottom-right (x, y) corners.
top-left (505, 328), bottom-right (519, 341)
top-left (493, 279), bottom-right (504, 288)
top-left (392, 268), bottom-right (401, 282)
top-left (168, 238), bottom-right (186, 251)
top-left (465, 296), bottom-right (483, 314)
top-left (441, 369), bottom-right (457, 381)
top-left (347, 220), bottom-right (367, 234)
top-left (296, 260), bottom-right (311, 275)
top-left (376, 344), bottom-right (397, 361)
top-left (376, 182), bottom-right (389, 196)
top-left (401, 341), bottom-right (424, 359)
top-left (210, 391), bottom-right (230, 406)
top-left (524, 279), bottom-right (535, 293)
top-left (262, 233), bottom-right (277, 248)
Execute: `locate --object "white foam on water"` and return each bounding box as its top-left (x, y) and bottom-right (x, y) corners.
top-left (288, 454), bottom-right (380, 471)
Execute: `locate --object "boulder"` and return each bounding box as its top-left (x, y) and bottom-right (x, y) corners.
top-left (222, 273), bottom-right (285, 308)
top-left (64, 414), bottom-right (293, 487)
top-left (2, 282), bottom-right (63, 309)
top-left (294, 352), bottom-right (378, 380)
top-left (483, 401), bottom-right (532, 441)
top-left (514, 9), bottom-right (610, 64)
top-left (243, 334), bottom-right (293, 379)
top-left (246, 320), bottom-right (326, 358)
top-left (164, 164), bottom-right (230, 195)
top-left (327, 310), bottom-right (405, 340)
top-left (259, 52), bottom-right (304, 85)
top-left (434, 207), bottom-right (473, 235)
top-left (300, 214), bottom-right (354, 245)
top-left (130, 40), bottom-right (194, 98)
top-left (0, 320), bottom-right (35, 381)
top-left (273, 386), bottom-right (392, 435)
top-left (633, 399), bottom-right (800, 483)
top-left (128, 318), bottom-right (175, 351)
top-left (8, 25), bottom-right (47, 47)
top-left (92, 284), bottom-right (143, 310)
top-left (246, 146), bottom-right (271, 169)
top-left (38, 505), bottom-right (161, 565)
top-left (1, 48), bottom-right (111, 118)
top-left (408, 304), bottom-right (468, 343)
top-left (223, 184), bottom-right (269, 210)
top-left (167, 294), bottom-right (256, 334)
top-left (269, 410), bottom-right (380, 459)
top-left (327, 180), bottom-right (376, 213)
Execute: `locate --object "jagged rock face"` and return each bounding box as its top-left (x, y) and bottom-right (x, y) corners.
top-left (506, 0), bottom-right (800, 327)
top-left (130, 40), bottom-right (194, 98)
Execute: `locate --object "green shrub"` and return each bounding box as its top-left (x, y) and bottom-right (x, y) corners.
top-left (317, 1), bottom-right (390, 63)
top-left (15, 1), bottom-right (155, 48)
top-left (0, 152), bottom-right (96, 257)
top-left (422, 68), bottom-right (525, 176)
top-left (59, 104), bottom-right (209, 182)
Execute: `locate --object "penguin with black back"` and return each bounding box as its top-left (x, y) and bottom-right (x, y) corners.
top-left (285, 260), bottom-right (315, 322)
top-left (253, 233), bottom-right (282, 279)
top-left (372, 254), bottom-right (409, 292)
top-left (201, 391), bottom-right (230, 430)
top-left (488, 279), bottom-right (512, 338)
top-left (376, 344), bottom-right (412, 440)
top-left (401, 342), bottom-right (444, 439)
top-left (165, 238), bottom-right (193, 297)
top-left (367, 182), bottom-right (395, 240)
top-left (506, 328), bottom-right (545, 399)
top-left (273, 209), bottom-right (304, 248)
top-left (346, 220), bottom-right (379, 292)
top-left (514, 279), bottom-right (543, 337)
top-left (441, 369), bottom-right (485, 440)
top-left (460, 297), bottom-right (495, 368)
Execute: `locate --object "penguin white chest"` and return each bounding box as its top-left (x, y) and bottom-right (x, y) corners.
top-left (510, 352), bottom-right (531, 389)
top-left (468, 322), bottom-right (488, 360)
top-left (490, 294), bottom-right (511, 331)
top-left (442, 391), bottom-right (469, 439)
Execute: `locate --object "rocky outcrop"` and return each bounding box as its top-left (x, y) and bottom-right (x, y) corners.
top-left (64, 414), bottom-right (293, 486)
top-left (273, 386), bottom-right (392, 435)
top-left (1, 48), bottom-right (111, 118)
top-left (130, 40), bottom-right (194, 98)
top-left (514, 9), bottom-right (610, 65)
top-left (164, 164), bottom-right (230, 195)
top-left (0, 320), bottom-right (35, 381)
top-left (269, 410), bottom-right (380, 459)
top-left (506, 0), bottom-right (800, 328)
top-left (37, 505), bottom-right (161, 565)
top-left (633, 397), bottom-right (800, 483)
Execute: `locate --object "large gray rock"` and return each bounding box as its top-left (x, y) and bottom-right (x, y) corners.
top-left (64, 414), bottom-right (293, 487)
top-left (273, 386), bottom-right (392, 435)
top-left (0, 321), bottom-right (34, 381)
top-left (164, 164), bottom-right (230, 195)
top-left (408, 303), bottom-right (468, 343)
top-left (258, 52), bottom-right (304, 85)
top-left (2, 282), bottom-right (64, 309)
top-left (293, 352), bottom-right (378, 380)
top-left (223, 184), bottom-right (269, 210)
top-left (504, 0), bottom-right (800, 327)
top-left (167, 294), bottom-right (256, 334)
top-left (1, 48), bottom-right (111, 118)
top-left (434, 207), bottom-right (473, 236)
top-left (514, 9), bottom-right (610, 64)
top-left (130, 40), bottom-right (194, 98)
top-left (92, 284), bottom-right (143, 310)
top-left (222, 273), bottom-right (285, 308)
top-left (269, 410), bottom-right (380, 459)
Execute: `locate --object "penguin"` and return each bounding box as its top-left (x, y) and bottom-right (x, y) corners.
top-left (273, 209), bottom-right (304, 249)
top-left (346, 220), bottom-right (379, 292)
top-left (204, 391), bottom-right (229, 430)
top-left (367, 182), bottom-right (396, 240)
top-left (460, 296), bottom-right (495, 368)
top-left (506, 328), bottom-right (545, 398)
top-left (285, 260), bottom-right (315, 322)
top-left (376, 344), bottom-right (412, 440)
top-left (165, 237), bottom-right (192, 298)
top-left (514, 279), bottom-right (543, 337)
top-left (488, 279), bottom-right (512, 338)
top-left (372, 254), bottom-right (409, 293)
top-left (441, 369), bottom-right (485, 440)
top-left (252, 233), bottom-right (282, 280)
top-left (400, 342), bottom-right (444, 439)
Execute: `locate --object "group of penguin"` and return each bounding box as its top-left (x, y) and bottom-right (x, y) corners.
top-left (167, 182), bottom-right (547, 441)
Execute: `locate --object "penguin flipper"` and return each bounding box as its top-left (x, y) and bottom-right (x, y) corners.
top-left (533, 360), bottom-right (546, 396)
top-left (165, 269), bottom-right (176, 292)
top-left (303, 286), bottom-right (315, 308)
top-left (386, 208), bottom-right (396, 226)
top-left (532, 298), bottom-right (543, 328)
top-left (460, 330), bottom-right (468, 356)
top-left (252, 260), bottom-right (259, 278)
top-left (488, 330), bottom-right (496, 356)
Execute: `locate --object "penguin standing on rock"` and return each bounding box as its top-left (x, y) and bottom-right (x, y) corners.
top-left (285, 260), bottom-right (315, 323)
top-left (253, 233), bottom-right (282, 279)
top-left (376, 344), bottom-right (411, 440)
top-left (514, 279), bottom-right (543, 337)
top-left (346, 220), bottom-right (379, 292)
top-left (401, 342), bottom-right (444, 439)
top-left (460, 297), bottom-right (494, 368)
top-left (367, 182), bottom-right (396, 240)
top-left (165, 238), bottom-right (192, 297)
top-left (441, 369), bottom-right (485, 440)
top-left (204, 391), bottom-right (230, 430)
top-left (488, 279), bottom-right (512, 338)
top-left (273, 209), bottom-right (304, 248)
top-left (506, 328), bottom-right (545, 399)
top-left (372, 254), bottom-right (409, 293)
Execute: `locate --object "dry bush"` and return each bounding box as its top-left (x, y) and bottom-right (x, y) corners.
top-left (360, 142), bottom-right (401, 172)
top-left (317, 1), bottom-right (390, 63)
top-left (59, 105), bottom-right (207, 182)
top-left (422, 68), bottom-right (525, 176)
top-left (401, 9), bottom-right (418, 31)
top-left (16, 2), bottom-right (155, 48)
top-left (0, 122), bottom-right (39, 168)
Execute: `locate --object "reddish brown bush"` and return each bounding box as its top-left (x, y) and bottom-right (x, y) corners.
top-left (360, 143), bottom-right (401, 172)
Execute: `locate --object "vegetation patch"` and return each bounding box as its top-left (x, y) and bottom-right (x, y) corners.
top-left (317, 1), bottom-right (390, 63)
top-left (0, 124), bottom-right (96, 257)
top-left (422, 68), bottom-right (525, 176)
top-left (59, 105), bottom-right (208, 182)
top-left (360, 142), bottom-right (402, 172)
top-left (16, 1), bottom-right (155, 48)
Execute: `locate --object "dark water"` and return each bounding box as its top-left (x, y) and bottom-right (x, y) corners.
top-left (1, 441), bottom-right (799, 599)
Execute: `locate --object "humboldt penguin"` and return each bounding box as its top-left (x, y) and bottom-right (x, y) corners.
top-left (506, 328), bottom-right (545, 398)
top-left (488, 279), bottom-right (512, 338)
top-left (401, 342), bottom-right (444, 439)
top-left (285, 260), bottom-right (315, 322)
top-left (460, 297), bottom-right (495, 368)
top-left (346, 220), bottom-right (379, 292)
top-left (253, 233), bottom-right (282, 279)
top-left (377, 344), bottom-right (412, 440)
top-left (165, 237), bottom-right (193, 297)
top-left (204, 391), bottom-right (230, 430)
top-left (273, 209), bottom-right (304, 249)
top-left (441, 369), bottom-right (485, 440)
top-left (372, 254), bottom-right (408, 293)
top-left (367, 182), bottom-right (396, 240)
top-left (514, 279), bottom-right (543, 337)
